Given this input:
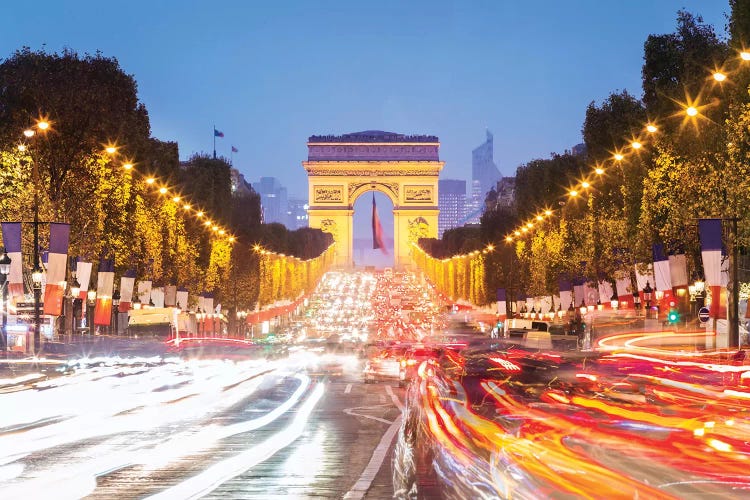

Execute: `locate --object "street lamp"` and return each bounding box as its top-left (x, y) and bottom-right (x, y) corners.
top-left (112, 288), bottom-right (121, 335)
top-left (87, 289), bottom-right (96, 336)
top-left (643, 281), bottom-right (653, 317)
top-left (32, 262), bottom-right (43, 354)
top-left (70, 278), bottom-right (81, 335)
top-left (0, 249), bottom-right (11, 351)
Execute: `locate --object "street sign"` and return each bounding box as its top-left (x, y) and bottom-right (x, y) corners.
top-left (698, 307), bottom-right (710, 323)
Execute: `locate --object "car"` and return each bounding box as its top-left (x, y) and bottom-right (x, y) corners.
top-left (364, 345), bottom-right (407, 383)
top-left (398, 347), bottom-right (441, 387)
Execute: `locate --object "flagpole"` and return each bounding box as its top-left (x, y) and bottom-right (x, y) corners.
top-left (213, 124), bottom-right (216, 159)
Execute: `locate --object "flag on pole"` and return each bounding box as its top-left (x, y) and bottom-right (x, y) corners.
top-left (371, 193), bottom-right (387, 254)
top-left (698, 218), bottom-right (724, 318)
top-left (119, 269), bottom-right (136, 312)
top-left (496, 288), bottom-right (506, 318)
top-left (151, 286), bottom-right (165, 308)
top-left (94, 258), bottom-right (115, 326)
top-left (137, 279), bottom-right (152, 305)
top-left (214, 128), bottom-right (224, 138)
top-left (164, 285), bottom-right (177, 307)
top-left (1, 222), bottom-right (24, 302)
top-left (652, 243), bottom-right (672, 291)
top-left (76, 259), bottom-right (93, 300)
top-left (176, 287), bottom-right (189, 311)
top-left (558, 278), bottom-right (573, 310)
top-left (231, 146), bottom-right (238, 153)
top-left (43, 223), bottom-right (70, 315)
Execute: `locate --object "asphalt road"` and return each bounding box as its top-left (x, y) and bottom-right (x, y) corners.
top-left (0, 351), bottom-right (406, 499)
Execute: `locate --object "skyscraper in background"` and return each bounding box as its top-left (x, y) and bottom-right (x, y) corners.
top-left (287, 198), bottom-right (309, 230)
top-left (438, 179), bottom-right (466, 237)
top-left (471, 130), bottom-right (501, 215)
top-left (252, 177), bottom-right (288, 226)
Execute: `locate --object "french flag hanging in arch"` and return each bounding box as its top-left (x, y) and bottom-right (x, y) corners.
top-left (698, 218), bottom-right (724, 318)
top-left (43, 223), bottom-right (70, 316)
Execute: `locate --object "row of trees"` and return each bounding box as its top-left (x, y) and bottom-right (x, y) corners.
top-left (417, 2), bottom-right (750, 305)
top-left (0, 48), bottom-right (333, 314)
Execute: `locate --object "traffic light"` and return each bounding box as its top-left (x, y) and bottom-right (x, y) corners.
top-left (667, 309), bottom-right (679, 324)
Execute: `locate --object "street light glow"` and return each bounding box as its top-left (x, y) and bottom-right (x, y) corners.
top-left (172, 196), bottom-right (181, 202)
top-left (505, 236), bottom-right (513, 242)
top-left (713, 72), bottom-right (727, 82)
top-left (514, 231), bottom-right (521, 237)
top-left (581, 182), bottom-right (590, 189)
top-left (569, 190), bottom-right (578, 197)
top-left (229, 236), bottom-right (236, 242)
top-left (196, 211), bottom-right (204, 217)
top-left (17, 144), bottom-right (27, 152)
top-left (159, 187), bottom-right (168, 194)
top-left (23, 129), bottom-right (35, 138)
top-left (36, 121), bottom-right (50, 130)
top-left (646, 124), bottom-right (658, 133)
top-left (183, 204), bottom-right (191, 210)
top-left (613, 153), bottom-right (624, 161)
top-left (741, 51), bottom-right (750, 61)
top-left (631, 141), bottom-right (642, 149)
top-left (595, 167), bottom-right (604, 175)
top-left (544, 210), bottom-right (552, 216)
top-left (536, 215), bottom-right (543, 221)
top-left (123, 163), bottom-right (133, 170)
top-left (146, 177), bottom-right (156, 184)
top-left (105, 146), bottom-right (117, 154)
top-left (686, 106), bottom-right (698, 116)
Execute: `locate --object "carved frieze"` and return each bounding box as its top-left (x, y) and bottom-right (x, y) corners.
top-left (305, 168), bottom-right (439, 177)
top-left (348, 182), bottom-right (399, 201)
top-left (313, 186), bottom-right (344, 203)
top-left (319, 219), bottom-right (338, 242)
top-left (307, 144), bottom-right (439, 161)
top-left (404, 185), bottom-right (433, 203)
top-left (408, 217), bottom-right (430, 244)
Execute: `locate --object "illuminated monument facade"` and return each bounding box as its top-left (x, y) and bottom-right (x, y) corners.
top-left (303, 131), bottom-right (444, 269)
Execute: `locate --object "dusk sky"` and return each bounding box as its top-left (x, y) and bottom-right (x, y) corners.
top-left (3, 1), bottom-right (729, 200)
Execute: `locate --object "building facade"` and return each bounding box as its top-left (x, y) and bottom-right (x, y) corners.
top-left (472, 130), bottom-right (502, 203)
top-left (438, 179), bottom-right (466, 237)
top-left (252, 177), bottom-right (289, 226)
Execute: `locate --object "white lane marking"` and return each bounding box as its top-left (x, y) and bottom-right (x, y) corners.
top-left (384, 385), bottom-right (404, 412)
top-left (343, 414), bottom-right (402, 500)
top-left (345, 383), bottom-right (352, 394)
top-left (343, 405), bottom-right (393, 425)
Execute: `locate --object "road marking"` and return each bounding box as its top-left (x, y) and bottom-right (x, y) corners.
top-left (343, 413), bottom-right (402, 500)
top-left (343, 405), bottom-right (393, 425)
top-left (345, 383), bottom-right (352, 394)
top-left (385, 384), bottom-right (404, 412)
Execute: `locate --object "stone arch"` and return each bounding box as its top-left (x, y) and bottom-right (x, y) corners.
top-left (303, 131), bottom-right (444, 269)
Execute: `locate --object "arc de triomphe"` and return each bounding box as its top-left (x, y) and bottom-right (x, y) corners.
top-left (303, 131), bottom-right (444, 269)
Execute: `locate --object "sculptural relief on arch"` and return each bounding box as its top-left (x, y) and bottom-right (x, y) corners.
top-left (303, 131), bottom-right (444, 269)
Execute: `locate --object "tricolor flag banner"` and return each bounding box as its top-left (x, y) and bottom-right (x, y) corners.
top-left (540, 296), bottom-right (553, 314)
top-left (164, 285), bottom-right (177, 307)
top-left (176, 287), bottom-right (189, 311)
top-left (204, 292), bottom-right (215, 334)
top-left (94, 258), bottom-right (115, 326)
top-left (558, 279), bottom-right (573, 310)
top-left (231, 146), bottom-right (238, 153)
top-left (197, 293), bottom-right (205, 313)
top-left (583, 281), bottom-right (599, 306)
top-left (573, 278), bottom-right (585, 307)
top-left (634, 263), bottom-right (655, 292)
top-left (372, 193), bottom-right (387, 254)
top-left (698, 218), bottom-right (724, 318)
top-left (43, 223), bottom-right (70, 316)
top-left (119, 269), bottom-right (136, 312)
top-left (1, 222), bottom-right (24, 302)
top-left (597, 280), bottom-right (614, 306)
top-left (214, 128), bottom-right (224, 138)
top-left (76, 260), bottom-right (93, 300)
top-left (668, 254), bottom-right (688, 288)
top-left (151, 287), bottom-right (165, 308)
top-left (496, 288), bottom-right (506, 317)
top-left (615, 271), bottom-right (633, 308)
top-left (652, 244), bottom-right (672, 291)
top-left (137, 280), bottom-right (152, 305)
top-left (516, 294), bottom-right (526, 315)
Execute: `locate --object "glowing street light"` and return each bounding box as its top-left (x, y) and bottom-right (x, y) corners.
top-left (631, 141), bottom-right (642, 149)
top-left (741, 51), bottom-right (750, 61)
top-left (569, 190), bottom-right (578, 197)
top-left (646, 124), bottom-right (658, 133)
top-left (713, 72), bottom-right (727, 82)
top-left (595, 167), bottom-right (604, 175)
top-left (686, 106), bottom-right (698, 117)
top-left (613, 153), bottom-right (624, 161)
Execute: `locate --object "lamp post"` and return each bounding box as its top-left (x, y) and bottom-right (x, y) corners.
top-left (32, 262), bottom-right (43, 354)
top-left (87, 289), bottom-right (96, 336)
top-left (70, 278), bottom-right (80, 335)
top-left (643, 281), bottom-right (653, 318)
top-left (112, 288), bottom-right (121, 335)
top-left (0, 249), bottom-right (11, 351)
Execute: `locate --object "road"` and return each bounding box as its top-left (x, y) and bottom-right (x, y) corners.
top-left (0, 352), bottom-right (405, 499)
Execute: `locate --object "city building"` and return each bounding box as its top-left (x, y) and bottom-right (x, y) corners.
top-left (252, 177), bottom-right (289, 226)
top-left (462, 180), bottom-right (483, 225)
top-left (471, 130), bottom-right (502, 203)
top-left (494, 176), bottom-right (516, 208)
top-left (229, 168), bottom-right (254, 196)
top-left (287, 197), bottom-right (309, 230)
top-left (438, 179), bottom-right (466, 237)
